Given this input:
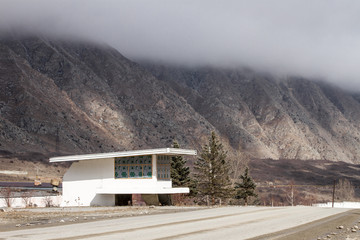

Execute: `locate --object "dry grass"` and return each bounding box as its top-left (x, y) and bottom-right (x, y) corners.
top-left (249, 158), bottom-right (360, 206)
top-left (0, 155), bottom-right (67, 182)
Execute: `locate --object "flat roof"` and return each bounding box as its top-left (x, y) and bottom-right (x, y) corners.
top-left (49, 148), bottom-right (197, 163)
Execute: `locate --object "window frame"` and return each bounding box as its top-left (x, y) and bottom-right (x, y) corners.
top-left (157, 155), bottom-right (171, 180)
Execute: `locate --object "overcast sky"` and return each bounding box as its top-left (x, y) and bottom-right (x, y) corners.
top-left (1, 0), bottom-right (360, 90)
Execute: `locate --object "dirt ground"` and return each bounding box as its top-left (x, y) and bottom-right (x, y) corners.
top-left (0, 156), bottom-right (67, 183)
top-left (250, 209), bottom-right (360, 240)
top-left (0, 206), bottom-right (204, 232)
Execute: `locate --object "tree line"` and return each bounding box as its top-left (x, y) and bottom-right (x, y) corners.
top-left (171, 131), bottom-right (257, 206)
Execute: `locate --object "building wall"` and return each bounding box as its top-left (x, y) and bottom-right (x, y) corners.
top-left (62, 156), bottom-right (175, 207)
top-left (62, 158), bottom-right (115, 206)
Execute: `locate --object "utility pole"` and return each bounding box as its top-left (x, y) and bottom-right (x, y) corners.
top-left (55, 126), bottom-right (60, 153)
top-left (332, 180), bottom-right (336, 208)
top-left (290, 183), bottom-right (294, 206)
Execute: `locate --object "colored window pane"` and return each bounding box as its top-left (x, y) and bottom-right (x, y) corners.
top-left (115, 156), bottom-right (152, 179)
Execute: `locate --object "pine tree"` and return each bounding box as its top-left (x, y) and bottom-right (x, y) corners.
top-left (234, 167), bottom-right (257, 206)
top-left (194, 132), bottom-right (232, 205)
top-left (171, 141), bottom-right (191, 187)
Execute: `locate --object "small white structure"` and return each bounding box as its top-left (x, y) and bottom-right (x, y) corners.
top-left (50, 148), bottom-right (196, 207)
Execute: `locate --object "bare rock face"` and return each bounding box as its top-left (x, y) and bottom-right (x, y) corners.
top-left (144, 65), bottom-right (360, 163)
top-left (1, 35), bottom-right (360, 163)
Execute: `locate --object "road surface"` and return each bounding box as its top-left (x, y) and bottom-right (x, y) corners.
top-left (0, 206), bottom-right (352, 240)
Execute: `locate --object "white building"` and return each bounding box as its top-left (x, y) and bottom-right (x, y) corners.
top-left (50, 148), bottom-right (196, 207)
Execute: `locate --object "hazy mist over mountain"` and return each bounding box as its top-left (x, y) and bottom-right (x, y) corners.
top-left (2, 1), bottom-right (360, 167)
top-left (1, 0), bottom-right (360, 91)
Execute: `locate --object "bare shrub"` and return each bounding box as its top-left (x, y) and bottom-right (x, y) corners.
top-left (230, 153), bottom-right (250, 181)
top-left (43, 196), bottom-right (53, 207)
top-left (301, 193), bottom-right (318, 206)
top-left (286, 183), bottom-right (295, 206)
top-left (0, 187), bottom-right (15, 207)
top-left (336, 178), bottom-right (355, 201)
top-left (21, 192), bottom-right (33, 207)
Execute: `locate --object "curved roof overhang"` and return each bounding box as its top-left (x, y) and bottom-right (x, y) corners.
top-left (49, 148), bottom-right (197, 163)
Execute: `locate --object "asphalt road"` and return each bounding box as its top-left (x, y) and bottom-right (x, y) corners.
top-left (0, 206), bottom-right (351, 240)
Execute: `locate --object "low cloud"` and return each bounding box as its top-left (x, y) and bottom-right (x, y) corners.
top-left (1, 0), bottom-right (360, 90)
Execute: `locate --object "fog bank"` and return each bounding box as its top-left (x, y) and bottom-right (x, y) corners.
top-left (1, 0), bottom-right (360, 90)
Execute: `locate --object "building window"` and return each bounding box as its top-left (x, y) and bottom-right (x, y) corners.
top-left (115, 156), bottom-right (152, 179)
top-left (157, 155), bottom-right (170, 180)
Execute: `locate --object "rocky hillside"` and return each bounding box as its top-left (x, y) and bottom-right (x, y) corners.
top-left (1, 35), bottom-right (360, 165)
top-left (0, 35), bottom-right (212, 162)
top-left (144, 64), bottom-right (360, 163)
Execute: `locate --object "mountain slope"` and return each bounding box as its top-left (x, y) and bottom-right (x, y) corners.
top-left (144, 64), bottom-right (360, 162)
top-left (0, 36), bottom-right (213, 161)
top-left (1, 35), bottom-right (360, 165)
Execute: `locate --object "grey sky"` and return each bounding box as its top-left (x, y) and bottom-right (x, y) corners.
top-left (1, 0), bottom-right (360, 90)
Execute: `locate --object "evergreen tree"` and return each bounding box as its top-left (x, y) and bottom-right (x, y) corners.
top-left (194, 132), bottom-right (232, 205)
top-left (171, 141), bottom-right (191, 187)
top-left (234, 167), bottom-right (257, 206)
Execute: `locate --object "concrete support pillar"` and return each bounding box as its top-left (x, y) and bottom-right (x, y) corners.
top-left (152, 154), bottom-right (157, 181)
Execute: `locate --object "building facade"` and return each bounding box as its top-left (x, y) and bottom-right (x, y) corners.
top-left (50, 148), bottom-right (196, 206)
